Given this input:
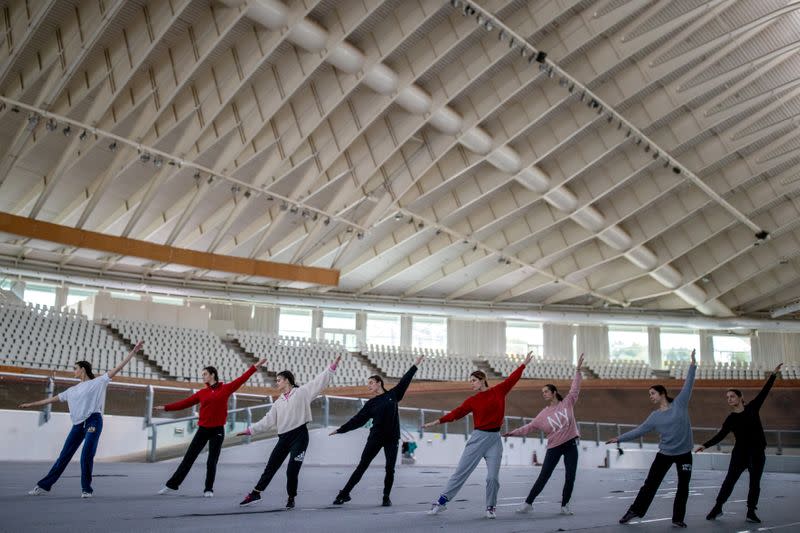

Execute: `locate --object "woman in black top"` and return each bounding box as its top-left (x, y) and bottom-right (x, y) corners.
top-left (329, 355), bottom-right (424, 507)
top-left (697, 363), bottom-right (782, 524)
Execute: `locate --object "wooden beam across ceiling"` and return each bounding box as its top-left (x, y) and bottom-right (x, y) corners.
top-left (0, 212), bottom-right (339, 286)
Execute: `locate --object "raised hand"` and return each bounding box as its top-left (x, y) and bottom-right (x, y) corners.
top-left (605, 437), bottom-right (619, 445)
top-left (690, 349), bottom-right (697, 367)
top-left (523, 351), bottom-right (534, 366)
top-left (695, 446), bottom-right (705, 453)
top-left (415, 354), bottom-right (425, 366)
top-left (577, 353), bottom-right (585, 371)
top-left (774, 362), bottom-right (783, 374)
top-left (332, 355), bottom-right (342, 367)
top-left (254, 358), bottom-right (267, 368)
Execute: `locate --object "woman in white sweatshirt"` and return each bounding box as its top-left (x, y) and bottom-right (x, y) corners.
top-left (238, 355), bottom-right (341, 509)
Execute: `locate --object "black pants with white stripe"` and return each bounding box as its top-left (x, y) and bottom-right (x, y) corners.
top-left (629, 452), bottom-right (692, 522)
top-left (254, 424), bottom-right (309, 497)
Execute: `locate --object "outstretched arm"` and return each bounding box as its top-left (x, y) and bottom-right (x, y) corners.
top-left (300, 355), bottom-right (341, 398)
top-left (390, 358), bottom-right (421, 402)
top-left (504, 416), bottom-right (544, 437)
top-left (158, 390), bottom-right (201, 412)
top-left (19, 396), bottom-right (60, 409)
top-left (563, 353), bottom-right (584, 407)
top-left (107, 340), bottom-right (144, 379)
top-left (608, 416), bottom-right (655, 444)
top-left (673, 350), bottom-right (697, 408)
top-left (332, 403), bottom-right (373, 435)
top-left (223, 358), bottom-right (267, 394)
top-left (698, 416), bottom-right (733, 451)
top-left (749, 363), bottom-right (781, 411)
top-left (244, 404), bottom-right (278, 435)
top-left (427, 397), bottom-right (473, 427)
top-left (495, 351), bottom-right (533, 396)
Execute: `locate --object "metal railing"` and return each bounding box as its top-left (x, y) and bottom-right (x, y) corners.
top-left (4, 371), bottom-right (799, 460)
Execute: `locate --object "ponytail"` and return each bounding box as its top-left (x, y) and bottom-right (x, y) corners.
top-left (650, 384), bottom-right (673, 403)
top-left (277, 370), bottom-right (298, 388)
top-left (369, 375), bottom-right (387, 393)
top-left (470, 370), bottom-right (489, 388)
top-left (545, 384), bottom-right (563, 402)
top-left (75, 361), bottom-right (95, 380)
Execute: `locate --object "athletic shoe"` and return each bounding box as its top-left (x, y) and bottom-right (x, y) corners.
top-left (203, 491), bottom-right (214, 498)
top-left (382, 495), bottom-right (392, 507)
top-left (81, 492), bottom-right (93, 499)
top-left (158, 486), bottom-right (177, 495)
top-left (333, 492), bottom-right (351, 505)
top-left (239, 491), bottom-right (261, 507)
top-left (619, 509), bottom-right (639, 524)
top-left (671, 521), bottom-right (687, 528)
top-left (285, 496), bottom-right (295, 509)
top-left (516, 502), bottom-right (533, 514)
top-left (485, 506), bottom-right (497, 519)
top-left (27, 486), bottom-right (46, 496)
top-left (427, 502), bottom-right (447, 515)
top-left (746, 510), bottom-right (761, 523)
top-left (561, 504), bottom-right (573, 515)
top-left (706, 505), bottom-right (723, 520)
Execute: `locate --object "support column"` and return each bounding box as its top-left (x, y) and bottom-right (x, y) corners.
top-left (400, 315), bottom-right (412, 349)
top-left (648, 327), bottom-right (661, 369)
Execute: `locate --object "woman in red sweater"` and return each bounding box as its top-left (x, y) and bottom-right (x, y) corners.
top-left (423, 352), bottom-right (533, 519)
top-left (154, 359), bottom-right (266, 497)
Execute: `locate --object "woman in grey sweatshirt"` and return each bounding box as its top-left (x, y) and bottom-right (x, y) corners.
top-left (607, 350), bottom-right (697, 528)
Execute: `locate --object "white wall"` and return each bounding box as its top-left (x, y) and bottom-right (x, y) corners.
top-left (73, 291), bottom-right (209, 329)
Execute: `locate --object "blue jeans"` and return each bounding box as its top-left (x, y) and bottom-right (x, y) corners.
top-left (37, 413), bottom-right (103, 493)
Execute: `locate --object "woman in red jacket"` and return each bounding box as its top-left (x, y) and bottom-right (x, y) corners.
top-left (154, 359), bottom-right (266, 497)
top-left (423, 352), bottom-right (533, 519)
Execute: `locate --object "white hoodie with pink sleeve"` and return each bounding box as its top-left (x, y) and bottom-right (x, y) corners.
top-left (508, 370), bottom-right (582, 449)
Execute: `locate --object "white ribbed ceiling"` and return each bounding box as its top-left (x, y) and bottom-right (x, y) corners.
top-left (0, 0), bottom-right (799, 320)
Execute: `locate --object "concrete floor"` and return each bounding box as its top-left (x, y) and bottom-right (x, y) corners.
top-left (2, 461), bottom-right (799, 533)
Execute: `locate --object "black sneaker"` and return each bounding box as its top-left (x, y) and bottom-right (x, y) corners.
top-left (286, 496), bottom-right (295, 509)
top-left (382, 495), bottom-right (392, 507)
top-left (333, 492), bottom-right (351, 505)
top-left (239, 491), bottom-right (261, 507)
top-left (746, 509), bottom-right (761, 523)
top-left (706, 505), bottom-right (723, 520)
top-left (619, 509), bottom-right (639, 524)
top-left (672, 521), bottom-right (687, 528)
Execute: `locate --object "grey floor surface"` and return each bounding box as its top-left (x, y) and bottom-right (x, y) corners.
top-left (2, 461), bottom-right (799, 533)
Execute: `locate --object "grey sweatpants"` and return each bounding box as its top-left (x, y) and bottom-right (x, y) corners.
top-left (440, 430), bottom-right (503, 507)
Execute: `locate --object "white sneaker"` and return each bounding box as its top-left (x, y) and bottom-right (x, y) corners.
top-left (485, 507), bottom-right (497, 519)
top-left (203, 491), bottom-right (214, 498)
top-left (158, 486), bottom-right (178, 495)
top-left (28, 486), bottom-right (46, 496)
top-left (561, 504), bottom-right (573, 515)
top-left (81, 492), bottom-right (93, 499)
top-left (427, 502), bottom-right (447, 515)
top-left (516, 502), bottom-right (532, 514)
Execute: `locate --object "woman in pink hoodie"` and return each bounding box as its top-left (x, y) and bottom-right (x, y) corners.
top-left (504, 353), bottom-right (584, 516)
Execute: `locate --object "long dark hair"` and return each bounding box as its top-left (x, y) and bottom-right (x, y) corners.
top-left (369, 374), bottom-right (387, 393)
top-left (277, 370), bottom-right (298, 388)
top-left (545, 383), bottom-right (563, 402)
top-left (470, 370), bottom-right (488, 388)
top-left (75, 361), bottom-right (95, 380)
top-left (650, 384), bottom-right (673, 403)
top-left (203, 366), bottom-right (219, 383)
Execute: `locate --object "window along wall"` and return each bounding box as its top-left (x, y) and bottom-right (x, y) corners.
top-left (279, 307), bottom-right (313, 338)
top-left (712, 335), bottom-right (752, 364)
top-left (23, 283), bottom-right (57, 308)
top-left (366, 313), bottom-right (402, 346)
top-left (608, 326), bottom-right (649, 362)
top-left (660, 328), bottom-right (700, 365)
top-left (506, 321), bottom-right (543, 355)
top-left (411, 316), bottom-right (447, 350)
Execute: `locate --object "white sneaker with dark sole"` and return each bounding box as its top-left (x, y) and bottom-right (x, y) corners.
top-left (516, 502), bottom-right (532, 514)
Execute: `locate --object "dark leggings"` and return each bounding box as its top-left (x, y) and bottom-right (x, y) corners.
top-left (525, 437), bottom-right (579, 506)
top-left (715, 448), bottom-right (765, 510)
top-left (341, 437), bottom-right (399, 497)
top-left (166, 425), bottom-right (225, 492)
top-left (629, 452), bottom-right (692, 522)
top-left (254, 424), bottom-right (309, 497)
